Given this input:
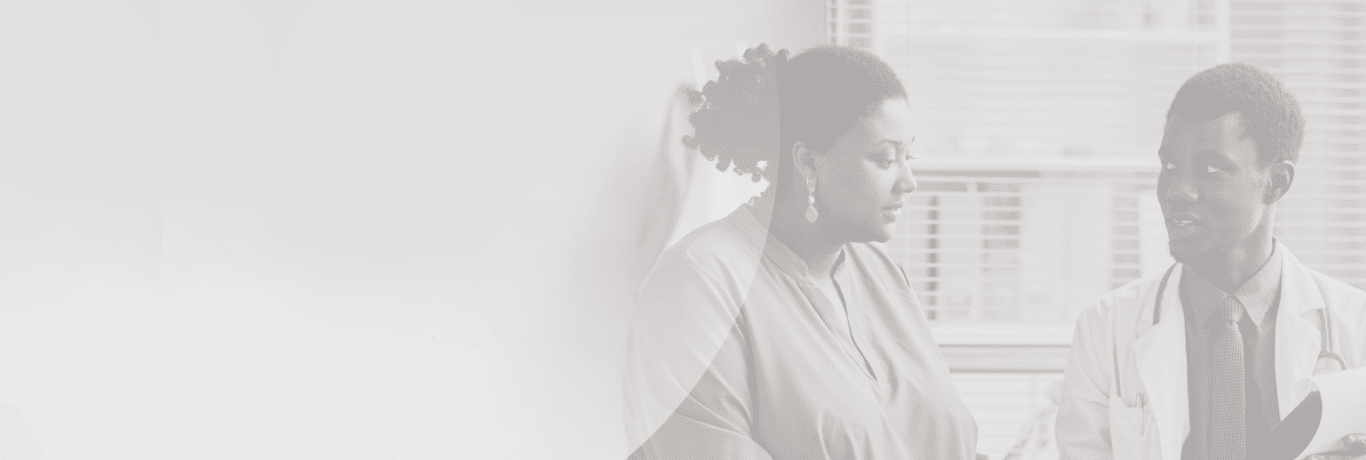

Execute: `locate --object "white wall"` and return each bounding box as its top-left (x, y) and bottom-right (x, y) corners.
top-left (0, 1), bottom-right (822, 458)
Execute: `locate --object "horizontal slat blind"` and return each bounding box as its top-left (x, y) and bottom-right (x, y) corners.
top-left (1233, 0), bottom-right (1366, 290)
top-left (830, 0), bottom-right (1221, 160)
top-left (819, 2), bottom-right (1364, 458)
top-left (952, 373), bottom-right (1064, 460)
top-left (886, 159), bottom-right (1174, 326)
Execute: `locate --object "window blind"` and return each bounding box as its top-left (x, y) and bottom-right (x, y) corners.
top-left (1232, 1), bottom-right (1366, 290)
top-left (887, 158), bottom-right (1174, 326)
top-left (820, 3), bottom-right (1364, 457)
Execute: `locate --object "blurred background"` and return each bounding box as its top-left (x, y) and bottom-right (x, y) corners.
top-left (0, 0), bottom-right (1360, 459)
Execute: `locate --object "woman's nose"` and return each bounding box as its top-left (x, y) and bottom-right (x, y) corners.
top-left (896, 165), bottom-right (917, 194)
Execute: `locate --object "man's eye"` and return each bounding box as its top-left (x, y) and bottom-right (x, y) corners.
top-left (1206, 164), bottom-right (1223, 173)
top-left (1163, 162), bottom-right (1175, 170)
top-left (878, 160), bottom-right (896, 167)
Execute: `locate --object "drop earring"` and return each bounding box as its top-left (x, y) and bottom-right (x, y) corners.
top-left (804, 177), bottom-right (819, 224)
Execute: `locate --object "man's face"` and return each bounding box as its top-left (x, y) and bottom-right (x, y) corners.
top-left (1157, 112), bottom-right (1279, 263)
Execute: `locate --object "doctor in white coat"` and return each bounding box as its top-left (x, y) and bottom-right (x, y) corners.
top-left (1056, 63), bottom-right (1366, 460)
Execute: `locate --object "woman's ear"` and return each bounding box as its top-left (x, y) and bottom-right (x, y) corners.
top-left (1265, 160), bottom-right (1295, 204)
top-left (792, 141), bottom-right (818, 184)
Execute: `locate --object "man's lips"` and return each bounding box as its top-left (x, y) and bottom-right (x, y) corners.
top-left (1166, 212), bottom-right (1202, 239)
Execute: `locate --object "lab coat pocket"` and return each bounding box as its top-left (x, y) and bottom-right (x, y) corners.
top-left (1108, 393), bottom-right (1157, 460)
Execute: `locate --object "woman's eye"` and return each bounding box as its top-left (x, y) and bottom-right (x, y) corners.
top-left (1206, 164), bottom-right (1223, 174)
top-left (878, 160), bottom-right (896, 168)
top-left (1163, 162), bottom-right (1175, 170)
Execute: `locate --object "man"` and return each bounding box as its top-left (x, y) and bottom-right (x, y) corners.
top-left (1055, 63), bottom-right (1366, 460)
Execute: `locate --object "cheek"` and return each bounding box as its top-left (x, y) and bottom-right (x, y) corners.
top-left (867, 166), bottom-right (900, 197)
top-left (1205, 185), bottom-right (1263, 223)
top-left (849, 166), bottom-right (892, 205)
top-left (820, 166), bottom-right (880, 211)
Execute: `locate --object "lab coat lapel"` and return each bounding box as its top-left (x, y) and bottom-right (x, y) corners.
top-left (1273, 244), bottom-right (1326, 419)
top-left (1133, 263), bottom-right (1190, 456)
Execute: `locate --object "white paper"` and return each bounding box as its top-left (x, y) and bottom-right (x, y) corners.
top-left (1292, 367), bottom-right (1366, 459)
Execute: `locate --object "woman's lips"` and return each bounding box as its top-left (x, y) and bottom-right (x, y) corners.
top-left (882, 203), bottom-right (904, 221)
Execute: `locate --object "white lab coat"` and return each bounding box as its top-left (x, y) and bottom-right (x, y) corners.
top-left (1055, 242), bottom-right (1366, 460)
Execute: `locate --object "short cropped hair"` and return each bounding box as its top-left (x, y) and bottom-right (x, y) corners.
top-left (1166, 62), bottom-right (1305, 164)
top-left (777, 46), bottom-right (908, 156)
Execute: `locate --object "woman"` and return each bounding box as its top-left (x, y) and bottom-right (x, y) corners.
top-left (623, 45), bottom-right (982, 459)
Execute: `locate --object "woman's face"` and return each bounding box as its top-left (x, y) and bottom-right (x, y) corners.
top-left (811, 98), bottom-right (918, 243)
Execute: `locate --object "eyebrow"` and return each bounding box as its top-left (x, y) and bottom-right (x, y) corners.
top-left (865, 140), bottom-right (901, 153)
top-left (1195, 149), bottom-right (1235, 163)
top-left (1158, 148), bottom-right (1233, 163)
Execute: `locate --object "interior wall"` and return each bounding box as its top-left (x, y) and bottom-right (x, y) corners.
top-left (0, 0), bottom-right (824, 459)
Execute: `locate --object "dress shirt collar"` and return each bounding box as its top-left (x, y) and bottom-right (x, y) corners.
top-left (1182, 242), bottom-right (1284, 328)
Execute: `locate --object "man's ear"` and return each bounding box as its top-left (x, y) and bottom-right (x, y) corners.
top-left (1265, 160), bottom-right (1295, 204)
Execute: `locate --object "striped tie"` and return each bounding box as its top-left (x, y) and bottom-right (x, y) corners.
top-left (1209, 296), bottom-right (1246, 460)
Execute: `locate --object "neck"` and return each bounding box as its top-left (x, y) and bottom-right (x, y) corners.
top-left (1187, 228), bottom-right (1276, 293)
top-left (763, 189), bottom-right (844, 277)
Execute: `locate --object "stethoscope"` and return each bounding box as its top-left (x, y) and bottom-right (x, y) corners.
top-left (1111, 264), bottom-right (1351, 439)
top-left (1150, 263), bottom-right (1349, 372)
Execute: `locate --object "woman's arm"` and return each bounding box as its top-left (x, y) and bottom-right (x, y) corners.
top-left (627, 331), bottom-right (772, 460)
top-left (623, 252), bottom-right (771, 459)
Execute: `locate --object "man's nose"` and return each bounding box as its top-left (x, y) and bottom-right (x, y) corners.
top-left (1161, 171), bottom-right (1199, 204)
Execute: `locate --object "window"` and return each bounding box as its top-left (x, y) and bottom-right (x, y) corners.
top-left (1234, 1), bottom-right (1366, 289)
top-left (829, 1), bottom-right (1366, 457)
top-left (890, 158), bottom-right (1171, 327)
top-left (829, 1), bottom-right (1366, 329)
top-left (829, 0), bottom-right (1222, 332)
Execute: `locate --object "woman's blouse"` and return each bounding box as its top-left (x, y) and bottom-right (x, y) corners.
top-left (623, 204), bottom-right (979, 459)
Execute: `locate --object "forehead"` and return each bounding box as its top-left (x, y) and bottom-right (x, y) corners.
top-left (1161, 111), bottom-right (1248, 154)
top-left (839, 99), bottom-right (914, 146)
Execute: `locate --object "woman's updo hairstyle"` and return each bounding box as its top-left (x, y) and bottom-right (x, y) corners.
top-left (683, 44), bottom-right (907, 192)
top-left (682, 45), bottom-right (787, 183)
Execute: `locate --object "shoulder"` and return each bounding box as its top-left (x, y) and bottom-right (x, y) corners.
top-left (1302, 265), bottom-right (1366, 322)
top-left (1277, 244), bottom-right (1366, 322)
top-left (633, 211), bottom-right (766, 330)
top-left (644, 214), bottom-right (760, 289)
top-left (1304, 265), bottom-right (1366, 303)
top-left (1075, 268), bottom-right (1170, 327)
top-left (845, 242), bottom-right (910, 285)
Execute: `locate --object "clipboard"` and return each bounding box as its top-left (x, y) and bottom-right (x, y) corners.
top-left (1248, 367), bottom-right (1366, 460)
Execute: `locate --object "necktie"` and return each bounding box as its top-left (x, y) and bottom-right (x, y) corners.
top-left (1209, 296), bottom-right (1246, 460)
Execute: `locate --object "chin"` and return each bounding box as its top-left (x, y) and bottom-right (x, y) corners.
top-left (867, 225), bottom-right (897, 243)
top-left (1168, 239), bottom-right (1210, 265)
